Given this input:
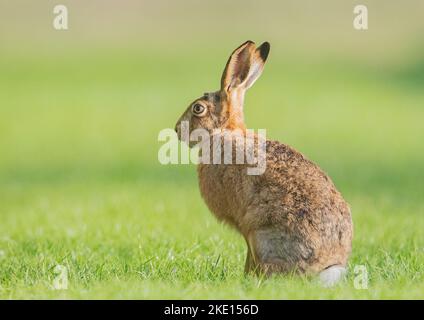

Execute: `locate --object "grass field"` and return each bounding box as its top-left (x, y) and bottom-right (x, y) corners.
top-left (0, 1), bottom-right (424, 299)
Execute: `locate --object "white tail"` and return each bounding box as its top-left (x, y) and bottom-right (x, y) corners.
top-left (319, 265), bottom-right (347, 287)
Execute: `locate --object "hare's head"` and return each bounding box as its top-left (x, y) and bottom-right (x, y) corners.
top-left (175, 41), bottom-right (270, 142)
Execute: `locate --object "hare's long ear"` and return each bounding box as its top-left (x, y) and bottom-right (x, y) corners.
top-left (243, 42), bottom-right (270, 90)
top-left (221, 41), bottom-right (270, 93)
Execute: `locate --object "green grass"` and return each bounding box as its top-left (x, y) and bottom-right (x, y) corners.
top-left (0, 46), bottom-right (423, 299)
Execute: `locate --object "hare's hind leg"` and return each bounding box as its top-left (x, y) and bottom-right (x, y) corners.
top-left (247, 229), bottom-right (312, 276)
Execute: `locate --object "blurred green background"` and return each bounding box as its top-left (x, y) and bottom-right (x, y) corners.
top-left (0, 0), bottom-right (423, 299)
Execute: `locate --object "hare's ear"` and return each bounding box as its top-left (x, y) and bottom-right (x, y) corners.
top-left (221, 41), bottom-right (270, 93)
top-left (221, 41), bottom-right (256, 92)
top-left (243, 42), bottom-right (270, 90)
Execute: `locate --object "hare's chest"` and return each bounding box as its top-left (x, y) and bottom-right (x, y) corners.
top-left (197, 164), bottom-right (252, 228)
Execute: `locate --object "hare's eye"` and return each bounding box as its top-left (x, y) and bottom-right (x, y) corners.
top-left (192, 103), bottom-right (207, 116)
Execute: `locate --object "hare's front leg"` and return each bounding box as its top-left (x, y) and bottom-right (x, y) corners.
top-left (244, 244), bottom-right (256, 274)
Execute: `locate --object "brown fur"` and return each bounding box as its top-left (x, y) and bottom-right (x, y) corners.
top-left (175, 41), bottom-right (353, 276)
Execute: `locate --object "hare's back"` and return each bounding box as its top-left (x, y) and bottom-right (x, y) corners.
top-left (245, 141), bottom-right (353, 270)
top-left (249, 140), bottom-right (352, 235)
top-left (263, 140), bottom-right (347, 211)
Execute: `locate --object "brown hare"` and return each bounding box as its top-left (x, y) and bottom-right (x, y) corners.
top-left (175, 41), bottom-right (353, 286)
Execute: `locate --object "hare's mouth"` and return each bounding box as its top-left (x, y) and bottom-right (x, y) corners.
top-left (174, 123), bottom-right (189, 145)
